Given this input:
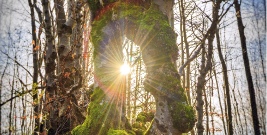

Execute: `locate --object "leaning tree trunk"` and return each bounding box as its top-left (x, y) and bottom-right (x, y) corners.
top-left (72, 1), bottom-right (195, 135)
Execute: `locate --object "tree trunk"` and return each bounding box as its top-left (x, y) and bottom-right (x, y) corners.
top-left (195, 1), bottom-right (222, 134)
top-left (42, 0), bottom-right (57, 134)
top-left (72, 1), bottom-right (195, 134)
top-left (28, 0), bottom-right (40, 134)
top-left (9, 62), bottom-right (15, 135)
top-left (216, 30), bottom-right (233, 135)
top-left (44, 0), bottom-right (86, 134)
top-left (213, 67), bottom-right (227, 135)
top-left (233, 0), bottom-right (260, 134)
top-left (0, 48), bottom-right (9, 135)
top-left (178, 0), bottom-right (185, 90)
top-left (252, 0), bottom-right (266, 82)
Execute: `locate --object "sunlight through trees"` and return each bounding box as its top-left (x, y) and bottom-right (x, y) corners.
top-left (120, 63), bottom-right (131, 75)
top-left (0, 0), bottom-right (265, 134)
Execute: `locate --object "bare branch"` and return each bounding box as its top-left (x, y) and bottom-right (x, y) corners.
top-left (219, 2), bottom-right (234, 22)
top-left (0, 50), bottom-right (33, 77)
top-left (178, 44), bottom-right (202, 75)
top-left (0, 86), bottom-right (44, 107)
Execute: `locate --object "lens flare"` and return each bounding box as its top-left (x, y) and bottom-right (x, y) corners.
top-left (120, 63), bottom-right (130, 75)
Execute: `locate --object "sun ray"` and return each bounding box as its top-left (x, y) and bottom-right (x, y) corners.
top-left (120, 63), bottom-right (131, 75)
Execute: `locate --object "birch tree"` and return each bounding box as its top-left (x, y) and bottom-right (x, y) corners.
top-left (42, 0), bottom-right (87, 134)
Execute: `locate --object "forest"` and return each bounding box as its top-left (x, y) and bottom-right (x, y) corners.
top-left (0, 0), bottom-right (265, 135)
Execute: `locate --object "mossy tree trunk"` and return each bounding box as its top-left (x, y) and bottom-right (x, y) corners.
top-left (72, 1), bottom-right (195, 135)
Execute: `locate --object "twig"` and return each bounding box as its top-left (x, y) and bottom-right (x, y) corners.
top-left (0, 50), bottom-right (33, 77)
top-left (0, 86), bottom-right (44, 107)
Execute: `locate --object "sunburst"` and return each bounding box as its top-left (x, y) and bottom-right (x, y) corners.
top-left (120, 63), bottom-right (131, 75)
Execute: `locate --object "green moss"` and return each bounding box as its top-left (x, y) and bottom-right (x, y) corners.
top-left (90, 10), bottom-right (112, 58)
top-left (107, 129), bottom-right (129, 135)
top-left (140, 4), bottom-right (169, 31)
top-left (143, 119), bottom-right (153, 135)
top-left (136, 112), bottom-right (154, 123)
top-left (132, 112), bottom-right (154, 135)
top-left (90, 2), bottom-right (177, 62)
top-left (72, 88), bottom-right (105, 134)
top-left (87, 0), bottom-right (117, 16)
top-left (91, 3), bottom-right (177, 59)
top-left (119, 4), bottom-right (144, 21)
top-left (74, 2), bottom-right (194, 134)
top-left (72, 87), bottom-right (135, 135)
top-left (140, 4), bottom-right (177, 53)
top-left (169, 102), bottom-right (196, 133)
top-left (144, 69), bottom-right (187, 103)
top-left (90, 3), bottom-right (143, 58)
top-left (107, 128), bottom-right (136, 135)
top-left (87, 0), bottom-right (101, 15)
top-left (72, 87), bottom-right (117, 135)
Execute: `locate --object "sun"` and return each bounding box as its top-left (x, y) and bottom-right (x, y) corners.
top-left (120, 63), bottom-right (131, 75)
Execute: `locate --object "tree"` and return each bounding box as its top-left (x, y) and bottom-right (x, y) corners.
top-left (27, 0), bottom-right (40, 134)
top-left (41, 0), bottom-right (86, 134)
top-left (1, 0), bottom-right (265, 134)
top-left (176, 0), bottom-right (224, 134)
top-left (72, 1), bottom-right (195, 135)
top-left (216, 29), bottom-right (233, 135)
top-left (233, 0), bottom-right (260, 134)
